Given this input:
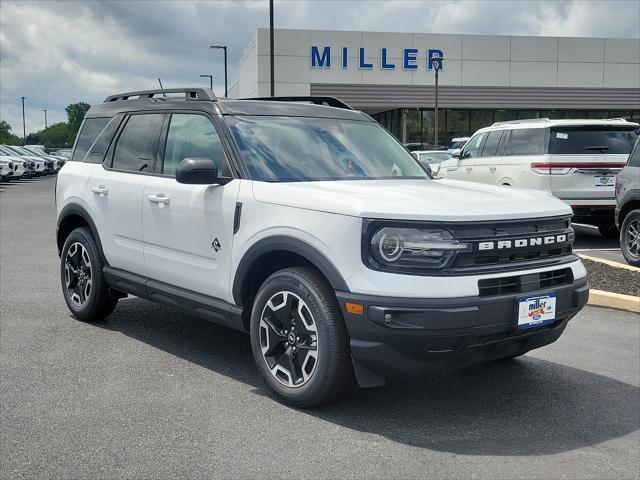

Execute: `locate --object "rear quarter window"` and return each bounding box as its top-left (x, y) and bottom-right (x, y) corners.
top-left (71, 117), bottom-right (110, 162)
top-left (505, 128), bottom-right (546, 156)
top-left (549, 126), bottom-right (638, 155)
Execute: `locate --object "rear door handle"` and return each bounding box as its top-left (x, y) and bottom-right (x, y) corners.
top-left (466, 167), bottom-right (473, 173)
top-left (91, 185), bottom-right (108, 197)
top-left (147, 193), bottom-right (170, 207)
top-left (490, 167), bottom-right (496, 172)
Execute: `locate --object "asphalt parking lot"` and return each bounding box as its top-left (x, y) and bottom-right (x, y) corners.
top-left (1, 176), bottom-right (639, 479)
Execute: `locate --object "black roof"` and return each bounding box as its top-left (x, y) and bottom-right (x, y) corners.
top-left (86, 88), bottom-right (369, 122)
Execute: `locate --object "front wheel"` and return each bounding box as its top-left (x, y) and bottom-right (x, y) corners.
top-left (598, 224), bottom-right (619, 239)
top-left (60, 227), bottom-right (117, 322)
top-left (250, 267), bottom-right (353, 408)
top-left (620, 210), bottom-right (640, 266)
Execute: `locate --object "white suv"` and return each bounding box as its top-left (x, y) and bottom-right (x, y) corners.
top-left (438, 119), bottom-right (639, 238)
top-left (56, 88), bottom-right (589, 407)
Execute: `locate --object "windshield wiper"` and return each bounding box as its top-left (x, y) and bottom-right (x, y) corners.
top-left (584, 145), bottom-right (610, 151)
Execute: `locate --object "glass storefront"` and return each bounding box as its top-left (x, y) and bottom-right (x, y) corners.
top-left (372, 109), bottom-right (640, 147)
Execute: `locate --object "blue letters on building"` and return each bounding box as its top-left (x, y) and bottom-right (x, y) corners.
top-left (310, 46), bottom-right (444, 71)
top-left (311, 46), bottom-right (331, 68)
top-left (428, 49), bottom-right (444, 70)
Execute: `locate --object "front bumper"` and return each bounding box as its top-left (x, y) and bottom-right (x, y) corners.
top-left (336, 277), bottom-right (588, 386)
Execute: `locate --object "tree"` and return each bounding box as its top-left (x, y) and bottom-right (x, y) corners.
top-left (38, 123), bottom-right (72, 148)
top-left (65, 102), bottom-right (90, 140)
top-left (0, 120), bottom-right (22, 145)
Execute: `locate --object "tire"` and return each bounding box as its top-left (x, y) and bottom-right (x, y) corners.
top-left (620, 209), bottom-right (640, 267)
top-left (250, 267), bottom-right (353, 408)
top-left (60, 227), bottom-right (117, 322)
top-left (598, 224), bottom-right (619, 239)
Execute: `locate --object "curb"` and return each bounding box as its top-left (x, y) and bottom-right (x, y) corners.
top-left (577, 253), bottom-right (640, 273)
top-left (588, 289), bottom-right (640, 314)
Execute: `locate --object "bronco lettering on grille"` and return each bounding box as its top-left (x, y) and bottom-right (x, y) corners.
top-left (478, 234), bottom-right (567, 251)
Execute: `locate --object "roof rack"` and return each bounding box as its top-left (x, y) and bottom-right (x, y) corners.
top-left (491, 118), bottom-right (550, 126)
top-left (104, 87), bottom-right (216, 103)
top-left (245, 96), bottom-right (353, 110)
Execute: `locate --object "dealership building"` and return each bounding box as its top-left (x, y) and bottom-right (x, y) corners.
top-left (230, 29), bottom-right (640, 145)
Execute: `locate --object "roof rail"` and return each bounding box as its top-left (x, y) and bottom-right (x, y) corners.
top-left (104, 87), bottom-right (216, 103)
top-left (491, 118), bottom-right (550, 126)
top-left (245, 96), bottom-right (353, 110)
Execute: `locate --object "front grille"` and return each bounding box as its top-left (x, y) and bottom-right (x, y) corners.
top-left (448, 215), bottom-right (574, 273)
top-left (478, 268), bottom-right (573, 297)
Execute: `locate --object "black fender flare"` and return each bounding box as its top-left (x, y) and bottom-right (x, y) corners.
top-left (232, 236), bottom-right (350, 306)
top-left (56, 203), bottom-right (108, 265)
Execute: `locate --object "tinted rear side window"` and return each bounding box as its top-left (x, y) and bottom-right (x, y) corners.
top-left (505, 128), bottom-right (546, 156)
top-left (481, 130), bottom-right (503, 157)
top-left (629, 140), bottom-right (640, 167)
top-left (111, 114), bottom-right (164, 172)
top-left (71, 117), bottom-right (110, 162)
top-left (549, 126), bottom-right (638, 155)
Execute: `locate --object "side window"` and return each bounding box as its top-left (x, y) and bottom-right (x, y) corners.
top-left (629, 140), bottom-right (640, 167)
top-left (462, 133), bottom-right (486, 159)
top-left (85, 115), bottom-right (124, 164)
top-left (505, 128), bottom-right (546, 156)
top-left (71, 117), bottom-right (110, 162)
top-left (112, 114), bottom-right (164, 172)
top-left (481, 130), bottom-right (503, 157)
top-left (162, 114), bottom-right (229, 177)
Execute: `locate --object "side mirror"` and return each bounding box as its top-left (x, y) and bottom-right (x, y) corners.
top-left (411, 152), bottom-right (419, 160)
top-left (451, 149), bottom-right (461, 159)
top-left (175, 157), bottom-right (229, 185)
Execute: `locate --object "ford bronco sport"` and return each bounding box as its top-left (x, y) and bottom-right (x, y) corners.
top-left (56, 88), bottom-right (589, 407)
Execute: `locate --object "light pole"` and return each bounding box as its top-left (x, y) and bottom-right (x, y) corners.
top-left (432, 55), bottom-right (443, 148)
top-left (43, 109), bottom-right (48, 129)
top-left (269, 0), bottom-right (274, 96)
top-left (209, 45), bottom-right (228, 97)
top-left (21, 96), bottom-right (27, 144)
top-left (200, 74), bottom-right (213, 90)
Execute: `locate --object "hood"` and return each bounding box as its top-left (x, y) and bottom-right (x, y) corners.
top-left (252, 178), bottom-right (572, 221)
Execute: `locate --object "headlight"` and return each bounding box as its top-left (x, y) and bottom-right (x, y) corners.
top-left (368, 226), bottom-right (469, 271)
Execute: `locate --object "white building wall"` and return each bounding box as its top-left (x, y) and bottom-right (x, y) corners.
top-left (236, 29), bottom-right (640, 97)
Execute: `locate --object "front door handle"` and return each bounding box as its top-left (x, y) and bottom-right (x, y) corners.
top-left (466, 167), bottom-right (473, 173)
top-left (489, 166), bottom-right (497, 172)
top-left (147, 193), bottom-right (170, 207)
top-left (91, 185), bottom-right (108, 197)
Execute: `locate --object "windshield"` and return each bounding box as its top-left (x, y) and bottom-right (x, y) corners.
top-left (418, 152), bottom-right (452, 163)
top-left (5, 146), bottom-right (33, 156)
top-left (227, 116), bottom-right (428, 182)
top-left (549, 126), bottom-right (638, 155)
top-left (23, 147), bottom-right (47, 157)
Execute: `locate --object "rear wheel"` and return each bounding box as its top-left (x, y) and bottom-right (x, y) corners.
top-left (620, 210), bottom-right (640, 266)
top-left (60, 227), bottom-right (117, 322)
top-left (598, 224), bottom-right (619, 239)
top-left (249, 267), bottom-right (353, 408)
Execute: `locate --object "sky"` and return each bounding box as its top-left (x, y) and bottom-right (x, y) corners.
top-left (1, 0), bottom-right (639, 136)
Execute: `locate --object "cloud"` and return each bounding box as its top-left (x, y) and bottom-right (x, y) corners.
top-left (1, 0), bottom-right (638, 136)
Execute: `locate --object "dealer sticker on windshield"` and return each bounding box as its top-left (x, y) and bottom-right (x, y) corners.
top-left (518, 294), bottom-right (556, 329)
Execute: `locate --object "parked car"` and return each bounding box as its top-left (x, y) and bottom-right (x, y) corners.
top-left (22, 145), bottom-right (65, 171)
top-left (616, 136), bottom-right (640, 266)
top-left (0, 159), bottom-right (14, 181)
top-left (412, 150), bottom-right (453, 174)
top-left (447, 136), bottom-right (470, 154)
top-left (54, 149), bottom-right (73, 160)
top-left (56, 88), bottom-right (588, 407)
top-left (0, 145), bottom-right (50, 174)
top-left (1, 154), bottom-right (29, 178)
top-left (438, 119), bottom-right (639, 238)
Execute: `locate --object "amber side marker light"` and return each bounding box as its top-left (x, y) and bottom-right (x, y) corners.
top-left (345, 303), bottom-right (364, 315)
